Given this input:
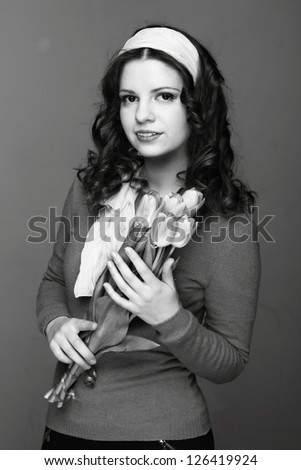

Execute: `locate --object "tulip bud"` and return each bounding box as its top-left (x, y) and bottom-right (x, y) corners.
top-left (135, 191), bottom-right (162, 226)
top-left (162, 193), bottom-right (186, 217)
top-left (150, 213), bottom-right (176, 248)
top-left (171, 215), bottom-right (196, 248)
top-left (182, 188), bottom-right (205, 217)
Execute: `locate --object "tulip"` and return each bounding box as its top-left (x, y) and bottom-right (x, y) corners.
top-left (45, 187), bottom-right (201, 408)
top-left (150, 212), bottom-right (178, 248)
top-left (162, 193), bottom-right (186, 217)
top-left (171, 215), bottom-right (196, 248)
top-left (182, 188), bottom-right (205, 217)
top-left (135, 191), bottom-right (163, 226)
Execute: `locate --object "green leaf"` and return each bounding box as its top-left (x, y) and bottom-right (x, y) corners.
top-left (88, 296), bottom-right (130, 355)
top-left (96, 335), bottom-right (160, 357)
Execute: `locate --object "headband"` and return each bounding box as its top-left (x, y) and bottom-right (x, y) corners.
top-left (118, 27), bottom-right (199, 84)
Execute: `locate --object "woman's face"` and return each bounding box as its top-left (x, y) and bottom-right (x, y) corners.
top-left (119, 58), bottom-right (190, 161)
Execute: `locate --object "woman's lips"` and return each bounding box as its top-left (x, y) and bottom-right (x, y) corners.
top-left (136, 132), bottom-right (162, 142)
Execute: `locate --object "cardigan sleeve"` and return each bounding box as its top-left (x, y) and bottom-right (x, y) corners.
top-left (36, 177), bottom-right (79, 335)
top-left (154, 218), bottom-right (261, 384)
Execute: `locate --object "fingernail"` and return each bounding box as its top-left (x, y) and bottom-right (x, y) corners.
top-left (90, 359), bottom-right (96, 365)
top-left (125, 247), bottom-right (132, 254)
top-left (111, 252), bottom-right (117, 259)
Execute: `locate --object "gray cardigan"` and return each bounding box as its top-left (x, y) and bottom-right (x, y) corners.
top-left (36, 176), bottom-right (261, 441)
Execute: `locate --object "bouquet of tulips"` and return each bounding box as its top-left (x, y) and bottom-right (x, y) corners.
top-left (44, 187), bottom-right (204, 407)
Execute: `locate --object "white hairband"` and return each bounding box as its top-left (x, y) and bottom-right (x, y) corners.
top-left (118, 27), bottom-right (199, 84)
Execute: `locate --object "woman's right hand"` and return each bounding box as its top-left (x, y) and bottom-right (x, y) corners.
top-left (45, 316), bottom-right (98, 370)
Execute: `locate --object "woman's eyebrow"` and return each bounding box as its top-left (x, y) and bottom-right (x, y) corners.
top-left (152, 87), bottom-right (181, 92)
top-left (119, 86), bottom-right (181, 93)
top-left (119, 89), bottom-right (136, 94)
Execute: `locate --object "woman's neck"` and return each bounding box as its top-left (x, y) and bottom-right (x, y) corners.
top-left (142, 154), bottom-right (188, 196)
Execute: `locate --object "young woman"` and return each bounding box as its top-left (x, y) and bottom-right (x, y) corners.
top-left (37, 25), bottom-right (261, 450)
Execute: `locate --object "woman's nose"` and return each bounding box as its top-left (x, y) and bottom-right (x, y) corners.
top-left (135, 99), bottom-right (155, 123)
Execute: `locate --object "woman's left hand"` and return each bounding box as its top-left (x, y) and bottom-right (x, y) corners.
top-left (103, 246), bottom-right (181, 325)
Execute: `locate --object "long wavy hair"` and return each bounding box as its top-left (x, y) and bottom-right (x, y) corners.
top-left (76, 24), bottom-right (256, 217)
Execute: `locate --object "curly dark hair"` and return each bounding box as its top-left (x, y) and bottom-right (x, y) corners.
top-left (76, 24), bottom-right (256, 217)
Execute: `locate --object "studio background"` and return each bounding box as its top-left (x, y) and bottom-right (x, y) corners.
top-left (0, 0), bottom-right (300, 449)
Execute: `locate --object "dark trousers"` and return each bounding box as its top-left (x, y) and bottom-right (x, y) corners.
top-left (41, 426), bottom-right (214, 450)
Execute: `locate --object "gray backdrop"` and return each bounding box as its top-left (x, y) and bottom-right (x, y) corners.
top-left (0, 0), bottom-right (300, 449)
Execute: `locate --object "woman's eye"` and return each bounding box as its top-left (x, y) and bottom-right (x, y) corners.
top-left (120, 95), bottom-right (136, 104)
top-left (157, 93), bottom-right (176, 102)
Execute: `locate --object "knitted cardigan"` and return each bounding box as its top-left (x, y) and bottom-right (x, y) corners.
top-left (36, 176), bottom-right (261, 441)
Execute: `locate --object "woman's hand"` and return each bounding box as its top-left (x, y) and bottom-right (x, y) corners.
top-left (45, 316), bottom-right (98, 369)
top-left (103, 246), bottom-right (181, 325)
